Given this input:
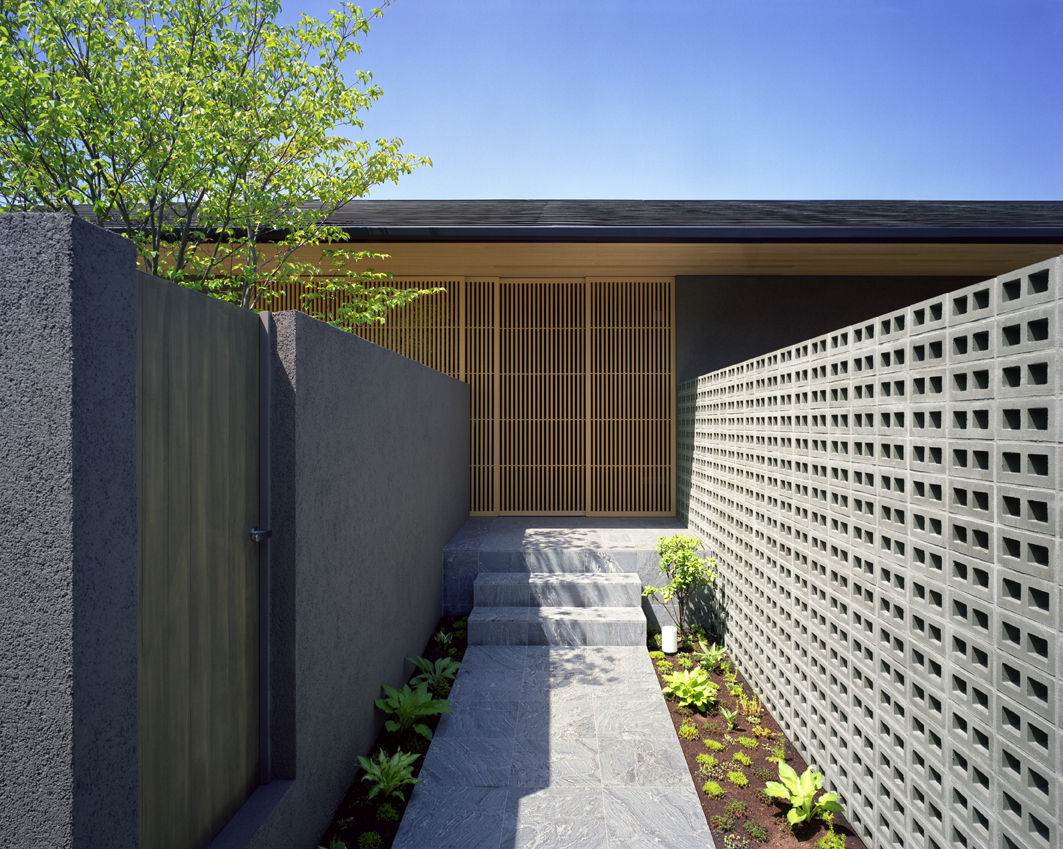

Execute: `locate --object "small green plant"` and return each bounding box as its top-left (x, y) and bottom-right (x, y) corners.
top-left (698, 639), bottom-right (728, 670)
top-left (720, 706), bottom-right (738, 730)
top-left (727, 682), bottom-right (743, 698)
top-left (702, 779), bottom-right (725, 798)
top-left (661, 667), bottom-right (719, 713)
top-left (711, 813), bottom-right (735, 832)
top-left (357, 833), bottom-right (382, 849)
top-left (743, 821), bottom-right (768, 842)
top-left (451, 616), bottom-right (468, 637)
top-left (676, 654), bottom-right (694, 669)
top-left (767, 743), bottom-right (786, 763)
top-left (678, 721), bottom-right (699, 740)
top-left (648, 650), bottom-right (666, 661)
top-left (752, 765), bottom-right (772, 781)
top-left (318, 838), bottom-right (347, 849)
top-left (651, 631), bottom-right (663, 649)
top-left (752, 724), bottom-right (774, 738)
top-left (817, 826), bottom-right (847, 849)
top-left (754, 787), bottom-right (772, 805)
top-left (408, 656), bottom-right (462, 698)
top-left (737, 736), bottom-right (758, 750)
top-left (696, 753), bottom-right (718, 771)
top-left (656, 659), bottom-right (674, 672)
top-left (764, 762), bottom-right (844, 827)
top-left (357, 749), bottom-right (421, 802)
top-left (726, 770), bottom-right (748, 787)
top-left (375, 802), bottom-right (400, 823)
top-left (433, 628), bottom-right (454, 652)
top-left (374, 682), bottom-right (451, 740)
top-left (704, 738), bottom-right (724, 752)
top-left (731, 751), bottom-right (753, 767)
top-left (723, 835), bottom-right (751, 849)
top-left (642, 534), bottom-right (717, 636)
top-left (725, 800), bottom-right (748, 819)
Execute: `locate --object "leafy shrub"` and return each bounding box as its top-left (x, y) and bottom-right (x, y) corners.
top-left (697, 639), bottom-right (728, 670)
top-left (711, 814), bottom-right (735, 832)
top-left (704, 738), bottom-right (725, 752)
top-left (720, 706), bottom-right (738, 730)
top-left (661, 667), bottom-right (719, 713)
top-left (725, 800), bottom-right (748, 818)
top-left (678, 721), bottom-right (700, 740)
top-left (374, 682), bottom-right (451, 740)
top-left (358, 749), bottom-right (421, 802)
top-left (375, 802), bottom-right (400, 823)
top-left (764, 762), bottom-right (844, 827)
top-left (702, 780), bottom-right (725, 798)
top-left (817, 826), bottom-right (847, 849)
top-left (726, 770), bottom-right (748, 787)
top-left (737, 736), bottom-right (758, 750)
top-left (642, 534), bottom-right (717, 635)
top-left (731, 751), bottom-right (753, 767)
top-left (743, 821), bottom-right (768, 841)
top-left (357, 833), bottom-right (382, 849)
top-left (408, 656), bottom-right (462, 698)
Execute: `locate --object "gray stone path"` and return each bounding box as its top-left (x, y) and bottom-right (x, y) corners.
top-left (393, 646), bottom-right (716, 849)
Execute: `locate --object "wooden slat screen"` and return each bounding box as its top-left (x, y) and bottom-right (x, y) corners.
top-left (499, 279), bottom-right (586, 514)
top-left (274, 275), bottom-right (674, 516)
top-left (588, 278), bottom-right (675, 514)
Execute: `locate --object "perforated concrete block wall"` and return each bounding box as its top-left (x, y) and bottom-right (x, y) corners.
top-left (678, 257), bottom-right (1062, 849)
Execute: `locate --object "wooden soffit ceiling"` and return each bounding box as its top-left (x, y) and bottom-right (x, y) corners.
top-left (299, 240), bottom-right (1063, 279)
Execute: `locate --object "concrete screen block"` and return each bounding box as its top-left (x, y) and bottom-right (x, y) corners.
top-left (678, 255), bottom-right (1063, 849)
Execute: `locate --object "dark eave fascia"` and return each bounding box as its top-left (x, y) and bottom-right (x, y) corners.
top-left (334, 224), bottom-right (1063, 244)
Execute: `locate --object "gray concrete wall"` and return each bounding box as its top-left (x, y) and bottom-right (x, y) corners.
top-left (675, 274), bottom-right (979, 381)
top-left (0, 214), bottom-right (138, 848)
top-left (215, 310), bottom-right (470, 849)
top-left (678, 257), bottom-right (1063, 849)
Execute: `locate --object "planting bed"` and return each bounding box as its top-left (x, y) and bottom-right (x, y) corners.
top-left (651, 637), bottom-right (868, 849)
top-left (316, 615), bottom-right (468, 849)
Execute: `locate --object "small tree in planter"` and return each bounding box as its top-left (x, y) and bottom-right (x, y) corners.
top-left (643, 534), bottom-right (716, 640)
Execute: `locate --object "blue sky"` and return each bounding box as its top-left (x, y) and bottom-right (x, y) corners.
top-left (289, 0), bottom-right (1063, 200)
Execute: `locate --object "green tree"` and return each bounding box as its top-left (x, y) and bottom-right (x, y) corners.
top-left (0, 0), bottom-right (437, 323)
top-left (643, 534), bottom-right (717, 637)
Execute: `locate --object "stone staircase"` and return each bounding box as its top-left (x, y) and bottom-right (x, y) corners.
top-left (468, 568), bottom-right (647, 646)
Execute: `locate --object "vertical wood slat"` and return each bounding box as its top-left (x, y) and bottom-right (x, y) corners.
top-left (276, 274), bottom-right (674, 516)
top-left (138, 273), bottom-right (260, 849)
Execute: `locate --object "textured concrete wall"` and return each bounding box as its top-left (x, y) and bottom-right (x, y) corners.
top-left (215, 310), bottom-right (470, 849)
top-left (679, 257), bottom-right (1063, 849)
top-left (0, 214), bottom-right (138, 847)
top-left (675, 275), bottom-right (979, 382)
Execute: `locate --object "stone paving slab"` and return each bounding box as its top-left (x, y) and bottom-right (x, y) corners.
top-left (392, 646), bottom-right (715, 849)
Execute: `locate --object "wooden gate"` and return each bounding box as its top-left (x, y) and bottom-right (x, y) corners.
top-left (137, 274), bottom-right (261, 849)
top-left (276, 276), bottom-right (675, 515)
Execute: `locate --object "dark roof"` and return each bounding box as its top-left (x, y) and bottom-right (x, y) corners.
top-left (323, 199), bottom-right (1063, 242)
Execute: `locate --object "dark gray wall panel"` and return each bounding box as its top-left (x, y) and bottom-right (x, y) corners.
top-left (0, 213), bottom-right (138, 848)
top-left (675, 275), bottom-right (979, 381)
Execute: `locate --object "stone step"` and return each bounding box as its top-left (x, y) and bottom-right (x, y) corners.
top-left (468, 605), bottom-right (647, 647)
top-left (474, 572), bottom-right (643, 608)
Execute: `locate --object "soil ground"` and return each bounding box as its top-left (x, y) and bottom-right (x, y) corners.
top-left (651, 638), bottom-right (868, 849)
